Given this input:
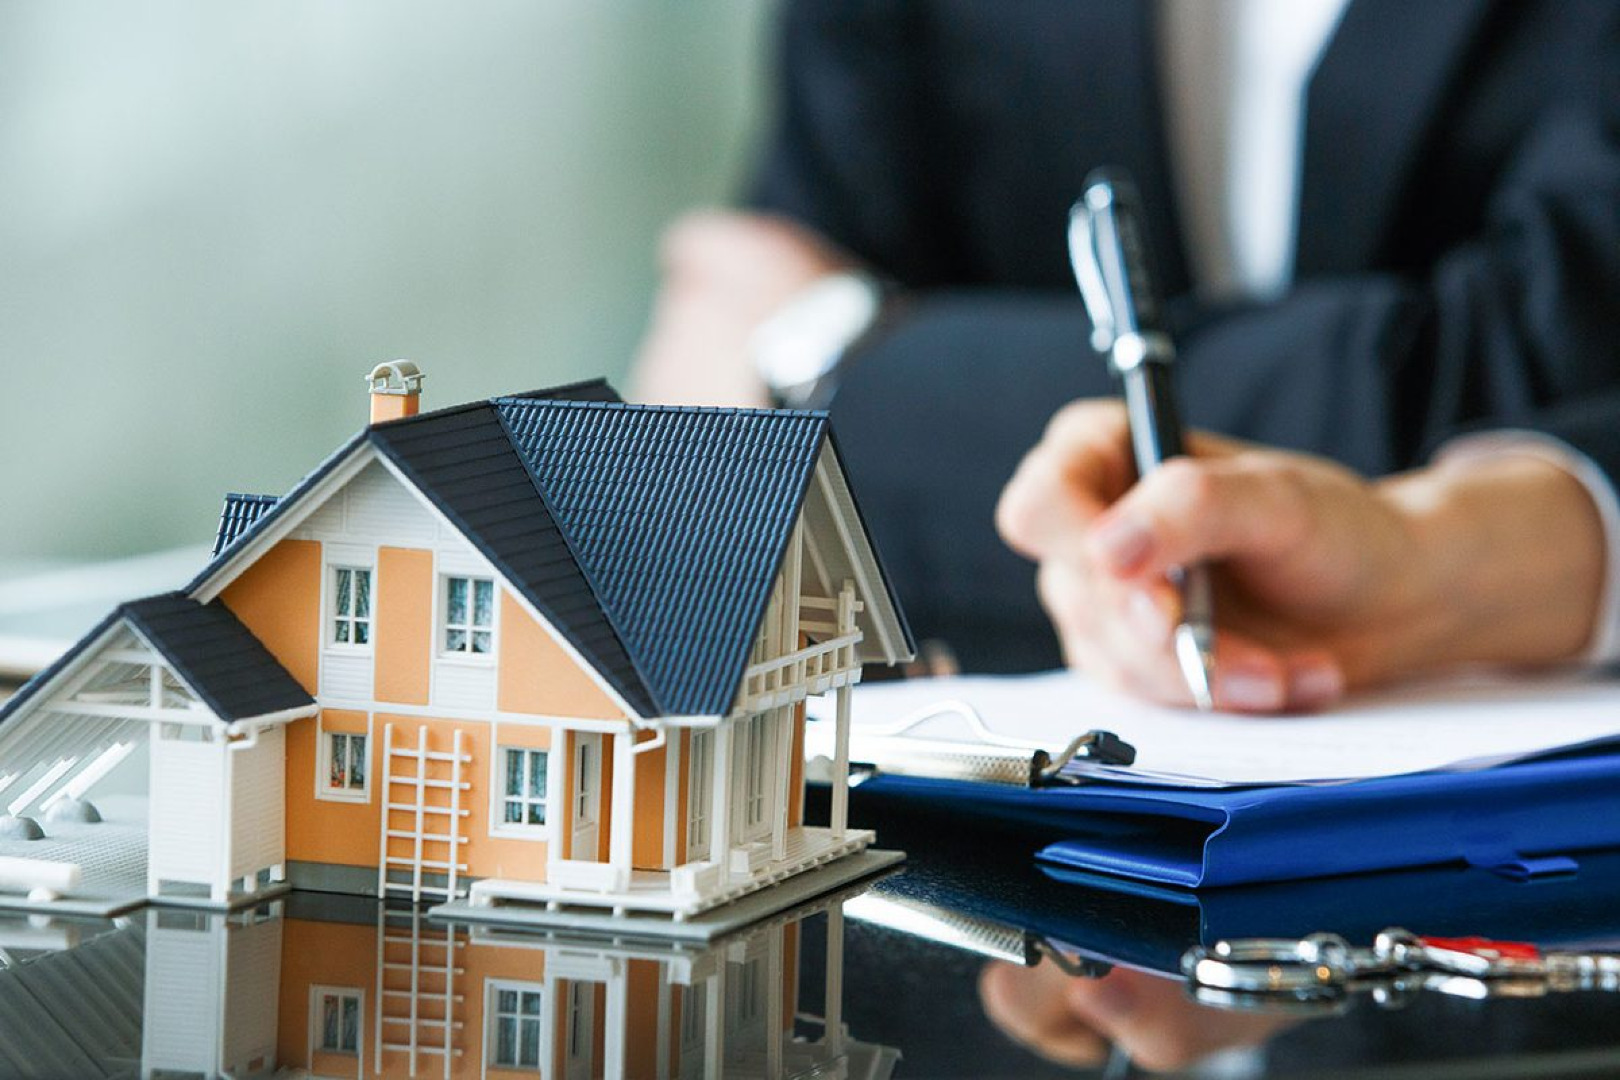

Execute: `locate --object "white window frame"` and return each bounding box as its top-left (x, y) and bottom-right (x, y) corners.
top-left (315, 713), bottom-right (372, 804)
top-left (322, 545), bottom-right (377, 654)
top-left (687, 729), bottom-right (713, 860)
top-left (309, 985), bottom-right (363, 1058)
top-left (491, 745), bottom-right (550, 839)
top-left (437, 572), bottom-right (497, 662)
top-left (328, 566), bottom-right (374, 650)
top-left (486, 979), bottom-right (546, 1071)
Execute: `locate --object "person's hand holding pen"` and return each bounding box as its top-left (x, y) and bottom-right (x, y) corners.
top-left (997, 403), bottom-right (1607, 712)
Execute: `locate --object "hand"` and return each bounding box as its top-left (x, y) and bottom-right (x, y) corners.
top-left (996, 400), bottom-right (1605, 712)
top-left (629, 209), bottom-right (857, 407)
top-left (979, 962), bottom-right (1294, 1072)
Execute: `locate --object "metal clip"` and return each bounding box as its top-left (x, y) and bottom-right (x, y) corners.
top-left (1031, 729), bottom-right (1137, 787)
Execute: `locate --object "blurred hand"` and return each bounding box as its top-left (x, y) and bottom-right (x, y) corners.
top-left (996, 399), bottom-right (1605, 712)
top-left (979, 962), bottom-right (1293, 1072)
top-left (629, 209), bottom-right (856, 406)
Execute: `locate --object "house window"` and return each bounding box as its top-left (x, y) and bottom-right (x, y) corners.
top-left (331, 567), bottom-right (372, 646)
top-left (328, 732), bottom-right (367, 794)
top-left (490, 983), bottom-right (544, 1069)
top-left (500, 748), bottom-right (548, 827)
top-left (442, 576), bottom-right (494, 655)
top-left (314, 987), bottom-right (361, 1054)
top-left (687, 730), bottom-right (713, 856)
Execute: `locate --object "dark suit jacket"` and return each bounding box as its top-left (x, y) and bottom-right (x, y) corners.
top-left (750, 0), bottom-right (1620, 670)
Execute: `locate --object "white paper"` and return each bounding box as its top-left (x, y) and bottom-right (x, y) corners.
top-left (805, 669), bottom-right (1620, 787)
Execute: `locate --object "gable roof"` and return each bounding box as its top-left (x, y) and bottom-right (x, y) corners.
top-left (498, 400), bottom-right (827, 716)
top-left (368, 398), bottom-right (657, 717)
top-left (0, 592), bottom-right (314, 729)
top-left (186, 377), bottom-right (910, 719)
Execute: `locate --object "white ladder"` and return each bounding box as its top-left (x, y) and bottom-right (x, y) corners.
top-left (373, 905), bottom-right (465, 1078)
top-left (376, 724), bottom-right (471, 903)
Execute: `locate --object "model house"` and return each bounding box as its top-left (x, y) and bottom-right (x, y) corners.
top-left (0, 364), bottom-right (912, 922)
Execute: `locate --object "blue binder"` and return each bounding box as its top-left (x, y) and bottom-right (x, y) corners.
top-left (855, 750), bottom-right (1620, 889)
top-left (862, 839), bottom-right (1620, 977)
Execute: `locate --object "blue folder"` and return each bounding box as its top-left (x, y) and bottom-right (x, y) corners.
top-left (879, 843), bottom-right (1620, 977)
top-left (854, 749), bottom-right (1620, 889)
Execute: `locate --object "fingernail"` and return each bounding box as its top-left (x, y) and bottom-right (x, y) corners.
top-left (1289, 663), bottom-right (1344, 709)
top-left (1220, 666), bottom-right (1285, 711)
top-left (1127, 590), bottom-right (1169, 641)
top-left (1089, 515), bottom-right (1152, 572)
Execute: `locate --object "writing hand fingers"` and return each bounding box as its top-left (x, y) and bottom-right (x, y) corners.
top-left (1037, 558), bottom-right (1344, 712)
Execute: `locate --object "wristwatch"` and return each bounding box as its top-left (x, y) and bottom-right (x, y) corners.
top-left (749, 271), bottom-right (888, 409)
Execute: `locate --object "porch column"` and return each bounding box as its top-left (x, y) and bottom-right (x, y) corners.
top-left (770, 706), bottom-right (792, 860)
top-left (830, 684), bottom-right (851, 839)
top-left (610, 732), bottom-right (635, 885)
top-left (824, 904), bottom-right (845, 1056)
top-left (766, 925), bottom-right (785, 1077)
top-left (545, 727), bottom-right (566, 868)
top-left (604, 959), bottom-right (629, 1079)
top-left (704, 959), bottom-right (727, 1080)
top-left (710, 720), bottom-right (733, 875)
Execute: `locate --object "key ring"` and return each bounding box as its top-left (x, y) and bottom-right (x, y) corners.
top-left (1183, 928), bottom-right (1620, 1014)
top-left (1181, 932), bottom-right (1374, 995)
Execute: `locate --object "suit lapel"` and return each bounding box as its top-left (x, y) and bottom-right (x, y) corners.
top-left (1295, 0), bottom-right (1497, 274)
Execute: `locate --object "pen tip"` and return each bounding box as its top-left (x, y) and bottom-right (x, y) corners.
top-left (1174, 625), bottom-right (1216, 712)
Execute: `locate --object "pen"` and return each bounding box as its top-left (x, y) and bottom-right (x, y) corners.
top-left (1067, 168), bottom-right (1217, 711)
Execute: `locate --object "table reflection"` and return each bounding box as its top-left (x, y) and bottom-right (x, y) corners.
top-left (0, 885), bottom-right (896, 1079)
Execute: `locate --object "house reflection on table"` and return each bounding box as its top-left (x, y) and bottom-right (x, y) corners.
top-left (0, 886), bottom-right (898, 1079)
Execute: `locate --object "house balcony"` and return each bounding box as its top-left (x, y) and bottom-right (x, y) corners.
top-left (465, 825), bottom-right (875, 921)
top-left (732, 631), bottom-right (862, 716)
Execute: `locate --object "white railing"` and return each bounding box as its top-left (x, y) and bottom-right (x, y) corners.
top-left (670, 860), bottom-right (722, 900)
top-left (736, 631), bottom-right (861, 711)
top-left (548, 859), bottom-right (629, 893)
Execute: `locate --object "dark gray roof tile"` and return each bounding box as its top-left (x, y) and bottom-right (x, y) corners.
top-left (498, 400), bottom-right (828, 717)
top-left (212, 493), bottom-right (279, 556)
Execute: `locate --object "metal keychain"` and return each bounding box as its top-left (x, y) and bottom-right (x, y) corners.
top-left (1182, 928), bottom-right (1620, 1014)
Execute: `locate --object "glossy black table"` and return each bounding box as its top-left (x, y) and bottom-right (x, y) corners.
top-left (2, 782), bottom-right (1619, 1079)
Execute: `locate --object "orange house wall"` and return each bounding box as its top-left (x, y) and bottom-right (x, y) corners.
top-left (633, 732), bottom-right (667, 869)
top-left (625, 959), bottom-right (663, 1077)
top-left (220, 538), bottom-right (321, 693)
top-left (277, 917), bottom-right (376, 1077)
top-left (285, 712), bottom-right (558, 881)
top-left (498, 590), bottom-right (623, 720)
top-left (217, 538), bottom-right (643, 884)
top-left (285, 709), bottom-right (381, 871)
top-left (375, 546), bottom-right (431, 705)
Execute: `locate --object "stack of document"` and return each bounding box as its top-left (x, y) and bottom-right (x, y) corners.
top-left (806, 670), bottom-right (1620, 889)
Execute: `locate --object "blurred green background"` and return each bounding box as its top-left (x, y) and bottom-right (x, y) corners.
top-left (0, 1), bottom-right (774, 563)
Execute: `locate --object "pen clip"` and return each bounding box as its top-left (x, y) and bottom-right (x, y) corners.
top-left (1068, 197), bottom-right (1117, 355)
